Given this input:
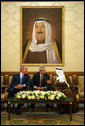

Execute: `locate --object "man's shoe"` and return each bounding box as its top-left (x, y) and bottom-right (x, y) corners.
top-left (46, 104), bottom-right (53, 108)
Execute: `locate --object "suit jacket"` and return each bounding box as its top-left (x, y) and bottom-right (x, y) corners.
top-left (7, 73), bottom-right (31, 98)
top-left (32, 72), bottom-right (52, 91)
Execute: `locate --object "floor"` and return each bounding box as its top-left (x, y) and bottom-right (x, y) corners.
top-left (1, 103), bottom-right (84, 125)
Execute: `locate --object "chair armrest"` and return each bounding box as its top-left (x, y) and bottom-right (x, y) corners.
top-left (76, 93), bottom-right (79, 102)
top-left (1, 85), bottom-right (9, 93)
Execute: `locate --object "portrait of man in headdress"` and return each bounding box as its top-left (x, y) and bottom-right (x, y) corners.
top-left (21, 7), bottom-right (64, 64)
top-left (23, 18), bottom-right (61, 64)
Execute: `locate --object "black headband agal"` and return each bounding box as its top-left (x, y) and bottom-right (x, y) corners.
top-left (56, 68), bottom-right (62, 70)
top-left (34, 18), bottom-right (51, 24)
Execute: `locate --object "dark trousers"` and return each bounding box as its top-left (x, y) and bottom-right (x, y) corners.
top-left (15, 104), bottom-right (24, 114)
top-left (17, 104), bottom-right (24, 109)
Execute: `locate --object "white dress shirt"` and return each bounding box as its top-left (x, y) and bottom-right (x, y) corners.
top-left (20, 72), bottom-right (26, 87)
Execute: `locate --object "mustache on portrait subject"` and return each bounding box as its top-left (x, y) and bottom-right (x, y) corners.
top-left (37, 31), bottom-right (43, 34)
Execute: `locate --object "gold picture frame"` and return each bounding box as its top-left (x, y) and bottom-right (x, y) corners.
top-left (20, 6), bottom-right (64, 66)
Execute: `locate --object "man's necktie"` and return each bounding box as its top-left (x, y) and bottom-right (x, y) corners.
top-left (40, 75), bottom-right (43, 87)
top-left (20, 75), bottom-right (23, 84)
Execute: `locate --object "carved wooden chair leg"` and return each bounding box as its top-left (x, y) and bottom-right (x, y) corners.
top-left (2, 102), bottom-right (4, 111)
top-left (12, 104), bottom-right (15, 115)
top-left (7, 103), bottom-right (8, 112)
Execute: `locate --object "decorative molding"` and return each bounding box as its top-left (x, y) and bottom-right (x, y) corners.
top-left (1, 71), bottom-right (84, 76)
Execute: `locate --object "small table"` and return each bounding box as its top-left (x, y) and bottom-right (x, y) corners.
top-left (7, 97), bottom-right (73, 121)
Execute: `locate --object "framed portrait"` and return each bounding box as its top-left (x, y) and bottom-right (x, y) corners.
top-left (20, 6), bottom-right (64, 66)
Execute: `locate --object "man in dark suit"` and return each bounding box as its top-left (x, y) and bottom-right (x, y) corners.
top-left (32, 66), bottom-right (52, 91)
top-left (31, 66), bottom-right (52, 109)
top-left (7, 65), bottom-right (31, 114)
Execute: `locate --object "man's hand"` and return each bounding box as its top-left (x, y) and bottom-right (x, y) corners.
top-left (46, 79), bottom-right (52, 84)
top-left (40, 87), bottom-right (45, 90)
top-left (36, 87), bottom-right (41, 90)
top-left (15, 84), bottom-right (24, 90)
top-left (36, 87), bottom-right (45, 90)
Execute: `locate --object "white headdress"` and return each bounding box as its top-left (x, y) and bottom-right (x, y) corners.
top-left (55, 67), bottom-right (70, 88)
top-left (55, 68), bottom-right (64, 82)
top-left (29, 18), bottom-right (58, 63)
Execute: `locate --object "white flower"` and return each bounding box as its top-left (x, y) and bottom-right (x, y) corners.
top-left (31, 95), bottom-right (35, 99)
top-left (48, 95), bottom-right (55, 100)
top-left (56, 96), bottom-right (59, 100)
top-left (15, 90), bottom-right (67, 100)
top-left (41, 92), bottom-right (45, 95)
top-left (57, 93), bottom-right (62, 97)
top-left (22, 94), bottom-right (26, 99)
top-left (40, 95), bottom-right (44, 99)
top-left (27, 96), bottom-right (32, 99)
top-left (17, 95), bottom-right (21, 99)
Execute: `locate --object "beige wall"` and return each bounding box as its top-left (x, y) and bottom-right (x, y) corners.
top-left (1, 1), bottom-right (84, 72)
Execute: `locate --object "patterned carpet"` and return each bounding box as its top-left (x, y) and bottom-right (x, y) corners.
top-left (1, 104), bottom-right (84, 125)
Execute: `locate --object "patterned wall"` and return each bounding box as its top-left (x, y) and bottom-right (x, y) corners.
top-left (1, 2), bottom-right (84, 71)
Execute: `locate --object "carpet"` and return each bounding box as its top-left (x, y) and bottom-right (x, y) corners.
top-left (1, 109), bottom-right (84, 125)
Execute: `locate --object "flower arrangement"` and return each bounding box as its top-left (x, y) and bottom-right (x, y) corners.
top-left (15, 90), bottom-right (67, 101)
